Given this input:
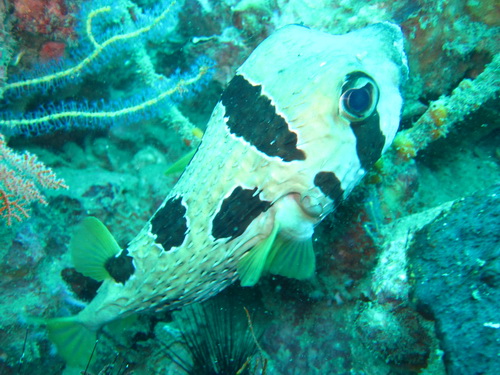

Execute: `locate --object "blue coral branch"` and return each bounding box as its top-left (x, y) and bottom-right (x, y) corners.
top-left (0, 0), bottom-right (212, 137)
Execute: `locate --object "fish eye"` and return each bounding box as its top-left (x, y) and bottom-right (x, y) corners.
top-left (339, 72), bottom-right (379, 122)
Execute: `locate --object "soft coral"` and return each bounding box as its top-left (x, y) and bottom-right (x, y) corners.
top-left (13, 0), bottom-right (75, 38)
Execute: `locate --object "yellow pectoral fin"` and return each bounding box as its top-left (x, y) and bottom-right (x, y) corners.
top-left (266, 235), bottom-right (316, 281)
top-left (70, 217), bottom-right (121, 281)
top-left (237, 224), bottom-right (280, 287)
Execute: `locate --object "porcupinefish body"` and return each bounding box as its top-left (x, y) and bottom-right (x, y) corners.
top-left (47, 23), bottom-right (408, 365)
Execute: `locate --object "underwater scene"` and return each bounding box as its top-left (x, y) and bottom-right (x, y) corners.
top-left (0, 0), bottom-right (499, 374)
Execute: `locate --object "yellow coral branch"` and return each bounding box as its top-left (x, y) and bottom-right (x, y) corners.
top-left (2, 1), bottom-right (177, 94)
top-left (0, 63), bottom-right (210, 128)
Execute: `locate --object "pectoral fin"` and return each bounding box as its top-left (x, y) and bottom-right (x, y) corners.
top-left (237, 223), bottom-right (279, 287)
top-left (237, 222), bottom-right (316, 286)
top-left (265, 236), bottom-right (315, 280)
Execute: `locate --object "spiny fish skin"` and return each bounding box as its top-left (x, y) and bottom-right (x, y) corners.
top-left (50, 23), bottom-right (407, 364)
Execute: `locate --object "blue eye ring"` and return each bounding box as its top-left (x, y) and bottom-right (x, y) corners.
top-left (340, 72), bottom-right (379, 122)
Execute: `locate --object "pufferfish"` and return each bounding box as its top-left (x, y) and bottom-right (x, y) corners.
top-left (46, 22), bottom-right (408, 365)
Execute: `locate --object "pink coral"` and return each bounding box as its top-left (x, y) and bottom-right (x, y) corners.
top-left (0, 133), bottom-right (67, 225)
top-left (39, 41), bottom-right (66, 61)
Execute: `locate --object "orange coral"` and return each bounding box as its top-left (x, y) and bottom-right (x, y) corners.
top-left (0, 189), bottom-right (29, 225)
top-left (429, 104), bottom-right (448, 127)
top-left (393, 134), bottom-right (417, 161)
top-left (0, 133), bottom-right (68, 225)
top-left (429, 104), bottom-right (449, 139)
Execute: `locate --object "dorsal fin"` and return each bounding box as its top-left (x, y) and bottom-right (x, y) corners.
top-left (70, 217), bottom-right (121, 281)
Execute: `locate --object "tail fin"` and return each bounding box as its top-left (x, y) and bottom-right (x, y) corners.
top-left (45, 317), bottom-right (97, 368)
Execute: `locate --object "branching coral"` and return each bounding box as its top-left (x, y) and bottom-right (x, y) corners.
top-left (390, 53), bottom-right (499, 163)
top-left (0, 0), bottom-right (211, 140)
top-left (0, 0), bottom-right (213, 225)
top-left (0, 133), bottom-right (67, 225)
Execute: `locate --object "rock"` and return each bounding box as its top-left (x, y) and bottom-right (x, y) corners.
top-left (409, 184), bottom-right (500, 375)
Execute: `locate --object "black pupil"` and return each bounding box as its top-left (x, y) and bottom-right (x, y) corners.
top-left (346, 84), bottom-right (371, 114)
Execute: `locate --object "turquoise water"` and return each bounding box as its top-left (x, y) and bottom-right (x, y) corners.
top-left (0, 1), bottom-right (498, 374)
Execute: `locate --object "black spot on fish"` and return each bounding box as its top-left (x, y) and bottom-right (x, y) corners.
top-left (151, 196), bottom-right (188, 251)
top-left (105, 250), bottom-right (135, 284)
top-left (350, 112), bottom-right (385, 170)
top-left (212, 186), bottom-right (271, 240)
top-left (221, 75), bottom-right (305, 162)
top-left (314, 171), bottom-right (344, 203)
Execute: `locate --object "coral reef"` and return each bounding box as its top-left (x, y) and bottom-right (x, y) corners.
top-left (390, 54), bottom-right (499, 163)
top-left (0, 0), bottom-right (210, 139)
top-left (0, 1), bottom-right (14, 92)
top-left (0, 0), bottom-right (498, 374)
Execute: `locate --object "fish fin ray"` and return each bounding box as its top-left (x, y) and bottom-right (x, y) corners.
top-left (266, 236), bottom-right (315, 280)
top-left (164, 148), bottom-right (197, 175)
top-left (45, 317), bottom-right (97, 367)
top-left (237, 223), bottom-right (280, 287)
top-left (70, 217), bottom-right (121, 281)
